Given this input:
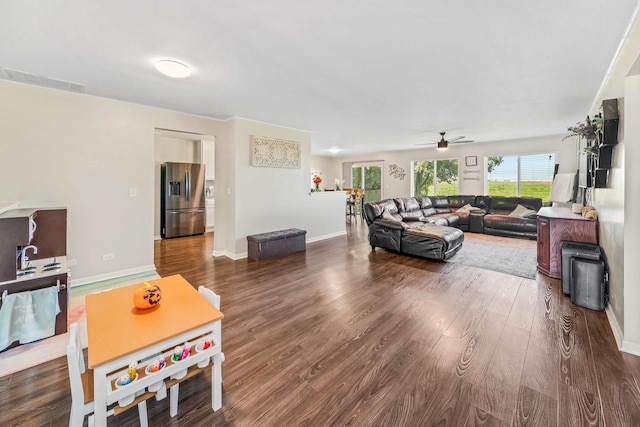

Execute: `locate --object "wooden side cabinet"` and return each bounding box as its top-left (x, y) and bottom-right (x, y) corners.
top-left (537, 217), bottom-right (550, 273)
top-left (536, 207), bottom-right (598, 279)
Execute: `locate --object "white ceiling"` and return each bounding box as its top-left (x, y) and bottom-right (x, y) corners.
top-left (1, 1), bottom-right (639, 156)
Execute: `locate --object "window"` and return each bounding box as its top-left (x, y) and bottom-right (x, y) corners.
top-left (486, 154), bottom-right (555, 204)
top-left (351, 163), bottom-right (383, 202)
top-left (412, 159), bottom-right (459, 196)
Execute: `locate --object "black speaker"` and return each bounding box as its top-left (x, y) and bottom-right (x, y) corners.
top-left (602, 98), bottom-right (619, 120)
top-left (598, 145), bottom-right (613, 169)
top-left (602, 119), bottom-right (619, 146)
top-left (595, 169), bottom-right (608, 188)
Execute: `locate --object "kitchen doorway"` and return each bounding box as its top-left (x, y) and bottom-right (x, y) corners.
top-left (153, 128), bottom-right (215, 240)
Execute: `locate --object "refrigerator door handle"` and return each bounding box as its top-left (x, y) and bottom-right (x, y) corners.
top-left (185, 170), bottom-right (190, 201)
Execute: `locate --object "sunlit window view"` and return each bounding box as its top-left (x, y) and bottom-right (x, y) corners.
top-left (486, 154), bottom-right (555, 204)
top-left (413, 159), bottom-right (459, 196)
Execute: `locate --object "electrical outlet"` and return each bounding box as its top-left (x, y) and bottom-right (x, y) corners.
top-left (102, 253), bottom-right (115, 261)
top-left (67, 259), bottom-right (77, 266)
top-left (130, 188), bottom-right (137, 197)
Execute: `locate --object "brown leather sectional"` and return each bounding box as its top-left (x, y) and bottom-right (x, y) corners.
top-left (363, 195), bottom-right (543, 261)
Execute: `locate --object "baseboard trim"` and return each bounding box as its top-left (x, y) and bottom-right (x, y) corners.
top-left (621, 340), bottom-right (640, 356)
top-left (71, 264), bottom-right (157, 287)
top-left (211, 231), bottom-right (347, 260)
top-left (212, 250), bottom-right (247, 260)
top-left (307, 230), bottom-right (347, 244)
top-left (606, 306), bottom-right (624, 349)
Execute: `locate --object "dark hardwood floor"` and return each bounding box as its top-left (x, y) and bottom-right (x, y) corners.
top-left (2, 222), bottom-right (640, 426)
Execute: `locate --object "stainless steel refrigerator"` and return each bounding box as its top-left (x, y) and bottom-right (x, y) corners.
top-left (161, 162), bottom-right (206, 238)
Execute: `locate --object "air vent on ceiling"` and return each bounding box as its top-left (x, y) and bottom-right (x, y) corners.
top-left (0, 67), bottom-right (86, 93)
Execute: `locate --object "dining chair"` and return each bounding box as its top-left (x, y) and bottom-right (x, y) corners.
top-left (67, 322), bottom-right (149, 427)
top-left (169, 286), bottom-right (224, 416)
top-left (353, 188), bottom-right (364, 217)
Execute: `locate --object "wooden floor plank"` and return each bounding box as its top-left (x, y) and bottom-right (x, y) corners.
top-left (470, 324), bottom-right (530, 423)
top-left (1, 228), bottom-right (640, 426)
top-left (512, 385), bottom-right (557, 426)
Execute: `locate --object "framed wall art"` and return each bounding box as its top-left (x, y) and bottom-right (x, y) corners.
top-left (250, 136), bottom-right (301, 169)
top-left (465, 155), bottom-right (478, 167)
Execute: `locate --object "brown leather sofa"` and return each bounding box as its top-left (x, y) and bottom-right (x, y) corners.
top-left (363, 195), bottom-right (542, 261)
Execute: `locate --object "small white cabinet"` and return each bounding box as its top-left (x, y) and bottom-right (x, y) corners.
top-left (201, 139), bottom-right (215, 180)
top-left (206, 199), bottom-right (215, 231)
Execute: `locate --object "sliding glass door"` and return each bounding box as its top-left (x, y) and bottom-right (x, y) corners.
top-left (352, 163), bottom-right (382, 202)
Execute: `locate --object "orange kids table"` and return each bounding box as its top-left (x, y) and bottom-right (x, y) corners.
top-left (86, 274), bottom-right (223, 426)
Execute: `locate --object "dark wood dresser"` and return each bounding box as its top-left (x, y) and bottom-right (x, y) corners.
top-left (537, 207), bottom-right (598, 279)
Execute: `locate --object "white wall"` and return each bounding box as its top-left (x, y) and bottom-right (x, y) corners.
top-left (329, 134), bottom-right (577, 199)
top-left (212, 118), bottom-right (346, 257)
top-left (310, 155), bottom-right (343, 190)
top-left (0, 80), bottom-right (225, 284)
top-left (590, 99), bottom-right (625, 342)
top-left (623, 75), bottom-right (640, 353)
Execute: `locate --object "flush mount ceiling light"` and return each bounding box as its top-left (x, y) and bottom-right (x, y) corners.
top-left (155, 60), bottom-right (191, 78)
top-left (328, 147), bottom-right (342, 154)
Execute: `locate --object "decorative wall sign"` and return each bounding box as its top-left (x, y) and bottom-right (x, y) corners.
top-left (388, 164), bottom-right (406, 180)
top-left (462, 169), bottom-right (480, 180)
top-left (250, 136), bottom-right (301, 168)
top-left (465, 156), bottom-right (478, 167)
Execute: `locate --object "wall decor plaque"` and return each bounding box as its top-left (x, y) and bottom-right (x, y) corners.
top-left (250, 136), bottom-right (301, 168)
top-left (465, 156), bottom-right (478, 167)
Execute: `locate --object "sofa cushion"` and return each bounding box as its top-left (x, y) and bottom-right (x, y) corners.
top-left (421, 207), bottom-right (437, 217)
top-left (402, 197), bottom-right (421, 213)
top-left (509, 204), bottom-right (538, 218)
top-left (456, 203), bottom-right (481, 213)
top-left (490, 196), bottom-right (520, 213)
top-left (364, 199), bottom-right (399, 224)
top-left (483, 214), bottom-right (537, 233)
top-left (475, 196), bottom-right (492, 211)
top-left (448, 195), bottom-right (477, 209)
top-left (416, 196), bottom-right (433, 209)
top-left (423, 215), bottom-right (449, 226)
top-left (431, 197), bottom-right (450, 212)
top-left (518, 197), bottom-right (543, 212)
top-left (382, 208), bottom-right (401, 221)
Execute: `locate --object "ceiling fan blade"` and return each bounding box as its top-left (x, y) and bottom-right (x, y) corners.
top-left (415, 142), bottom-right (437, 146)
top-left (450, 140), bottom-right (475, 144)
top-left (447, 136), bottom-right (465, 143)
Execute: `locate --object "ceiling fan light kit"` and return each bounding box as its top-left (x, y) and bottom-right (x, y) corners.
top-left (416, 131), bottom-right (475, 149)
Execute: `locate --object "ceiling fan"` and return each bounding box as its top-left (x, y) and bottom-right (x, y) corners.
top-left (416, 132), bottom-right (475, 150)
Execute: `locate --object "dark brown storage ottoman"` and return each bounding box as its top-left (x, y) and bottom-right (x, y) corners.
top-left (247, 228), bottom-right (306, 261)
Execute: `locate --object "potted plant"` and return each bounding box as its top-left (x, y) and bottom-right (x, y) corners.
top-left (564, 115), bottom-right (603, 156)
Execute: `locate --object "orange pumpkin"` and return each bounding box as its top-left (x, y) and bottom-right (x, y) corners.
top-left (133, 282), bottom-right (162, 309)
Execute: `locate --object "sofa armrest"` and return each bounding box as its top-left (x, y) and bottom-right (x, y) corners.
top-left (373, 219), bottom-right (408, 230)
top-left (403, 216), bottom-right (427, 222)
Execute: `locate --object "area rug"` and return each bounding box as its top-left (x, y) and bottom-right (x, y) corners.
top-left (0, 271), bottom-right (159, 378)
top-left (447, 233), bottom-right (538, 279)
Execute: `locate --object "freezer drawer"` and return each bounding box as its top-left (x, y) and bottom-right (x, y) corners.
top-left (163, 209), bottom-right (206, 238)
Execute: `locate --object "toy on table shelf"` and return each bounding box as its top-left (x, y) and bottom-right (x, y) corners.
top-left (148, 358), bottom-right (166, 373)
top-left (128, 361), bottom-right (138, 381)
top-left (203, 336), bottom-right (212, 349)
top-left (172, 343), bottom-right (192, 361)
